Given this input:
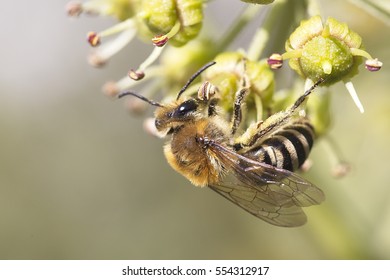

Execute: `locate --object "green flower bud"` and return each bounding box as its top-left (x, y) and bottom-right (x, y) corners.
top-left (138, 0), bottom-right (177, 35)
top-left (172, 0), bottom-right (203, 46)
top-left (284, 16), bottom-right (364, 85)
top-left (137, 0), bottom-right (203, 47)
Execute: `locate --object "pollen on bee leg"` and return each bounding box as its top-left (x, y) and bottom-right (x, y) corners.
top-left (298, 109), bottom-right (307, 117)
top-left (256, 120), bottom-right (264, 129)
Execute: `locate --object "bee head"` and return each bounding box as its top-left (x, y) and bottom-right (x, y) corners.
top-left (118, 61), bottom-right (217, 135)
top-left (154, 97), bottom-right (206, 133)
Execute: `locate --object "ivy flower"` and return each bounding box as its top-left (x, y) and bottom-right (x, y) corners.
top-left (268, 15), bottom-right (383, 113)
top-left (66, 0), bottom-right (204, 78)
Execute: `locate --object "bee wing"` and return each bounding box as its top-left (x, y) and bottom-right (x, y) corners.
top-left (207, 141), bottom-right (325, 227)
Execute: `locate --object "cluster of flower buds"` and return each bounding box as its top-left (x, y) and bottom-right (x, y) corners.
top-left (66, 2), bottom-right (383, 132)
top-left (67, 1), bottom-right (384, 178)
top-left (66, 0), bottom-right (203, 78)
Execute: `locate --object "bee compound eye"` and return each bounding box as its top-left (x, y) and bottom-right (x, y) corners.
top-left (174, 99), bottom-right (198, 117)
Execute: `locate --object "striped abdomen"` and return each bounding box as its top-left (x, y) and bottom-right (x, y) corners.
top-left (244, 119), bottom-right (315, 171)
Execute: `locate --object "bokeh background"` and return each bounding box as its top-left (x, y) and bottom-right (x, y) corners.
top-left (1, 0), bottom-right (389, 259)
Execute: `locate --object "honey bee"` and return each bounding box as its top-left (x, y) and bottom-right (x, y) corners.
top-left (119, 62), bottom-right (325, 227)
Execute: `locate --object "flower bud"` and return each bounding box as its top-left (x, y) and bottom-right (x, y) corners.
top-left (137, 0), bottom-right (203, 47)
top-left (285, 16), bottom-right (365, 85)
top-left (281, 16), bottom-right (383, 113)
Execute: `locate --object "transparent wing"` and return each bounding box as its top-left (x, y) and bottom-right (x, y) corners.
top-left (207, 140), bottom-right (325, 227)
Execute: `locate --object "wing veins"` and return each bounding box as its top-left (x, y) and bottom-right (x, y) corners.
top-left (207, 140), bottom-right (325, 227)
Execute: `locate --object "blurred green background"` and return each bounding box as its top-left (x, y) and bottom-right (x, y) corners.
top-left (1, 0), bottom-right (389, 259)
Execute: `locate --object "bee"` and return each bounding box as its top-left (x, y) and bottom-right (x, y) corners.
top-left (119, 62), bottom-right (325, 227)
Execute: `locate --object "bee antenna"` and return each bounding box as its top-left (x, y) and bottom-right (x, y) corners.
top-left (176, 61), bottom-right (217, 100)
top-left (118, 91), bottom-right (164, 107)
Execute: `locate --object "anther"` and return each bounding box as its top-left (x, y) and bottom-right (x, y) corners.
top-left (267, 53), bottom-right (283, 69)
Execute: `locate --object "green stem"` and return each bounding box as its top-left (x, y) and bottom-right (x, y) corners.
top-left (215, 5), bottom-right (263, 53)
top-left (306, 0), bottom-right (321, 17)
top-left (247, 0), bottom-right (289, 61)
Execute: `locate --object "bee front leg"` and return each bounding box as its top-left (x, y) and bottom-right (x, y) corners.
top-left (231, 87), bottom-right (249, 135)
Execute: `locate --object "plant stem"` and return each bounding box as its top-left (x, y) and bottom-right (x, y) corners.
top-left (215, 5), bottom-right (263, 54)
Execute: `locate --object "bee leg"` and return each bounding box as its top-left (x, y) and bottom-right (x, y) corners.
top-left (233, 117), bottom-right (281, 151)
top-left (234, 80), bottom-right (324, 151)
top-left (289, 78), bottom-right (324, 113)
top-left (230, 59), bottom-right (251, 135)
top-left (231, 87), bottom-right (249, 135)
